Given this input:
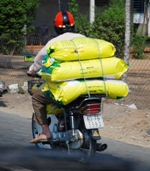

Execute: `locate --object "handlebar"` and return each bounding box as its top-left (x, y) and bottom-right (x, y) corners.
top-left (27, 72), bottom-right (41, 78)
top-left (35, 74), bottom-right (41, 78)
top-left (25, 55), bottom-right (41, 78)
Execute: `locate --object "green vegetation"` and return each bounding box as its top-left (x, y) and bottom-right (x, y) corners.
top-left (0, 0), bottom-right (147, 59)
top-left (69, 0), bottom-right (126, 58)
top-left (70, 0), bottom-right (148, 59)
top-left (131, 35), bottom-right (148, 59)
top-left (0, 0), bottom-right (39, 55)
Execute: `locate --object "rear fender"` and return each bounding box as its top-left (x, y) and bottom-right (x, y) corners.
top-left (89, 129), bottom-right (101, 140)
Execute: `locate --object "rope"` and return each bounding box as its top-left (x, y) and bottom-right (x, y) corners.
top-left (65, 140), bottom-right (70, 154)
top-left (70, 39), bottom-right (90, 97)
top-left (94, 39), bottom-right (108, 97)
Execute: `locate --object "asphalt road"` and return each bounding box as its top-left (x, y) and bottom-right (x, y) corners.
top-left (0, 111), bottom-right (150, 171)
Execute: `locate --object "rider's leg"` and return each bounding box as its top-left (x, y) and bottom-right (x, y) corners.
top-left (31, 90), bottom-right (53, 142)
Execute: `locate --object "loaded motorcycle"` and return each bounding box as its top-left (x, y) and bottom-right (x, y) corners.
top-left (26, 56), bottom-right (107, 159)
top-left (28, 78), bottom-right (107, 159)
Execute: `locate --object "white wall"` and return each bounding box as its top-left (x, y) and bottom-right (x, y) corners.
top-left (133, 3), bottom-right (150, 36)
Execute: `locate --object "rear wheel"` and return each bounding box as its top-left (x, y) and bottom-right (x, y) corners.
top-left (78, 136), bottom-right (97, 163)
top-left (87, 136), bottom-right (97, 158)
top-left (78, 119), bottom-right (97, 159)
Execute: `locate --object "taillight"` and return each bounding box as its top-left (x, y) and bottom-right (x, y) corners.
top-left (80, 103), bottom-right (102, 114)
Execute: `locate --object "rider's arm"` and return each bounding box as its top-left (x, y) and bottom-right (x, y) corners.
top-left (27, 47), bottom-right (46, 77)
top-left (27, 33), bottom-right (86, 77)
top-left (27, 36), bottom-right (60, 74)
top-left (29, 47), bottom-right (47, 72)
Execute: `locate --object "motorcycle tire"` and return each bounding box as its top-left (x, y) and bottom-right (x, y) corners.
top-left (87, 136), bottom-right (97, 158)
top-left (31, 113), bottom-right (51, 149)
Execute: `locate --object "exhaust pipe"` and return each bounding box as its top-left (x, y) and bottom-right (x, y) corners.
top-left (96, 143), bottom-right (107, 152)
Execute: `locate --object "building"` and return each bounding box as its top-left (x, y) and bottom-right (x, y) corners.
top-left (133, 0), bottom-right (150, 36)
top-left (27, 0), bottom-right (148, 48)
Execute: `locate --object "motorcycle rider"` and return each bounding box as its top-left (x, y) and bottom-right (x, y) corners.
top-left (27, 11), bottom-right (85, 143)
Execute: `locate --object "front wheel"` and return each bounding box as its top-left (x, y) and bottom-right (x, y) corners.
top-left (31, 113), bottom-right (51, 149)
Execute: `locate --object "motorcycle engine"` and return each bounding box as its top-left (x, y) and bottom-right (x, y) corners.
top-left (52, 127), bottom-right (84, 149)
top-left (69, 129), bottom-right (84, 149)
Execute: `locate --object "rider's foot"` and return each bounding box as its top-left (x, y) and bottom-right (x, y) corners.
top-left (41, 124), bottom-right (52, 138)
top-left (30, 124), bottom-right (52, 143)
top-left (30, 134), bottom-right (52, 143)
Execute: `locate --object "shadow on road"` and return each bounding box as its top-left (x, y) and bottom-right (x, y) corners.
top-left (0, 145), bottom-right (145, 171)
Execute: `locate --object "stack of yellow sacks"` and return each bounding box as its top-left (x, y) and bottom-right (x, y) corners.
top-left (40, 37), bottom-right (129, 105)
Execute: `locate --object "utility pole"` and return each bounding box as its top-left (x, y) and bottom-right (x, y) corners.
top-left (58, 0), bottom-right (69, 11)
top-left (89, 0), bottom-right (95, 23)
top-left (124, 0), bottom-right (131, 67)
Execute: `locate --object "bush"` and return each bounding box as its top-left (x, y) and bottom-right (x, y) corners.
top-left (131, 35), bottom-right (148, 59)
top-left (69, 0), bottom-right (126, 58)
top-left (0, 0), bottom-right (39, 55)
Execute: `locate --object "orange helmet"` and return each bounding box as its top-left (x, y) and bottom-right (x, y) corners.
top-left (54, 11), bottom-right (75, 35)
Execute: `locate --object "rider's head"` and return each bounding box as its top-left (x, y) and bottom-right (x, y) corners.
top-left (54, 11), bottom-right (75, 35)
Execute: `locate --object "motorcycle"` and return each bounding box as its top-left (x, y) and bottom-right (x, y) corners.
top-left (28, 79), bottom-right (107, 159)
top-left (26, 56), bottom-right (107, 159)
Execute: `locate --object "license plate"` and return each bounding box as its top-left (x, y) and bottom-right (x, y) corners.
top-left (83, 114), bottom-right (104, 129)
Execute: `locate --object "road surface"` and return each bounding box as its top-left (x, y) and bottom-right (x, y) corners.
top-left (0, 111), bottom-right (150, 171)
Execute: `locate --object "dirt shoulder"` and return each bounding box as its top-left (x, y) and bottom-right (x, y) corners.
top-left (101, 102), bottom-right (150, 148)
top-left (0, 93), bottom-right (150, 148)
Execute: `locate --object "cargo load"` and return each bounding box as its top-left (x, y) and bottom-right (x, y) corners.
top-left (40, 57), bottom-right (128, 82)
top-left (46, 103), bottom-right (62, 114)
top-left (46, 37), bottom-right (116, 62)
top-left (42, 79), bottom-right (129, 105)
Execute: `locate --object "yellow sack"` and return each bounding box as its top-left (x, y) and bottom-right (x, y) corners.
top-left (42, 80), bottom-right (129, 105)
top-left (46, 103), bottom-right (62, 114)
top-left (40, 57), bottom-right (128, 81)
top-left (47, 37), bottom-right (116, 62)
